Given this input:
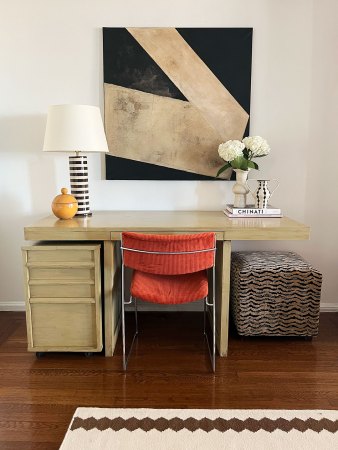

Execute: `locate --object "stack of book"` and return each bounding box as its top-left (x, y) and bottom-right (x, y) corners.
top-left (224, 204), bottom-right (282, 218)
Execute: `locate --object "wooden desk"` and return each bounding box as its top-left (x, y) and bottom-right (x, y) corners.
top-left (24, 211), bottom-right (310, 357)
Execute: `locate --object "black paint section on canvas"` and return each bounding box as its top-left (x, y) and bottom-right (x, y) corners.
top-left (176, 28), bottom-right (252, 116)
top-left (103, 28), bottom-right (186, 100)
top-left (105, 155), bottom-right (222, 181)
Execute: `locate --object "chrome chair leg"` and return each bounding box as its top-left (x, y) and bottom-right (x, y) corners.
top-left (204, 265), bottom-right (216, 372)
top-left (122, 295), bottom-right (138, 370)
top-left (203, 296), bottom-right (206, 335)
top-left (212, 264), bottom-right (216, 372)
top-left (134, 297), bottom-right (138, 334)
top-left (205, 295), bottom-right (215, 372)
top-left (212, 291), bottom-right (216, 372)
top-left (121, 260), bottom-right (127, 370)
top-left (121, 257), bottom-right (138, 370)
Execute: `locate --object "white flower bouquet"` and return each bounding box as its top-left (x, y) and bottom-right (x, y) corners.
top-left (217, 136), bottom-right (270, 176)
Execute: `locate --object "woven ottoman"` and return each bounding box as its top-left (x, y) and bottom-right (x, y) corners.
top-left (230, 251), bottom-right (322, 337)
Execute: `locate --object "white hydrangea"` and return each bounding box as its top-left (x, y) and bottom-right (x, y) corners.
top-left (242, 136), bottom-right (270, 156)
top-left (218, 140), bottom-right (245, 162)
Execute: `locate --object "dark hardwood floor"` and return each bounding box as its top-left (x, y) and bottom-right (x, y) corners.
top-left (1, 311), bottom-right (338, 449)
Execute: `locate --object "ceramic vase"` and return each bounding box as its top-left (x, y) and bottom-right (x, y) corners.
top-left (232, 169), bottom-right (250, 208)
top-left (248, 179), bottom-right (279, 209)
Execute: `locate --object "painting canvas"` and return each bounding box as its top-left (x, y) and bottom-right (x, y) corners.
top-left (103, 27), bottom-right (252, 180)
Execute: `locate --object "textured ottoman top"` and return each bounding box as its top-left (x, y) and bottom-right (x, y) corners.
top-left (231, 251), bottom-right (320, 273)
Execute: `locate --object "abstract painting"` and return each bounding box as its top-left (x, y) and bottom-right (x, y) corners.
top-left (103, 28), bottom-right (252, 180)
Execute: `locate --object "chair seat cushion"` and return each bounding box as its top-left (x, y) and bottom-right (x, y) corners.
top-left (130, 269), bottom-right (208, 304)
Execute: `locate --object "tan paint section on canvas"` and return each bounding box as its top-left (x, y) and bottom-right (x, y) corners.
top-left (127, 27), bottom-right (249, 140)
top-left (104, 84), bottom-right (231, 179)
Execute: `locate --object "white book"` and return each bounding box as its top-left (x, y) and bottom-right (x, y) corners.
top-left (223, 209), bottom-right (282, 218)
top-left (225, 204), bottom-right (282, 215)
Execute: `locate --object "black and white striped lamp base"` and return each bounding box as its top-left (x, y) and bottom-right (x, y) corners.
top-left (69, 155), bottom-right (91, 216)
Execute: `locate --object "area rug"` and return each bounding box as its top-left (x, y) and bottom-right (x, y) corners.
top-left (60, 408), bottom-right (338, 449)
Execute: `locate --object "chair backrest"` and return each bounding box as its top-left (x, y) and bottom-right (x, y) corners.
top-left (121, 232), bottom-right (216, 275)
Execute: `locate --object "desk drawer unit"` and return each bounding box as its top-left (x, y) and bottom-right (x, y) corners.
top-left (22, 244), bottom-right (102, 353)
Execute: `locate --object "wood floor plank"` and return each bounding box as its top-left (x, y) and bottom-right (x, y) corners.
top-left (0, 311), bottom-right (338, 449)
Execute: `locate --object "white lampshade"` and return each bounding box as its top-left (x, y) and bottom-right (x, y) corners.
top-left (43, 104), bottom-right (109, 153)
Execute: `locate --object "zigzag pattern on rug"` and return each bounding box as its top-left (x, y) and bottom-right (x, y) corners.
top-left (71, 416), bottom-right (338, 433)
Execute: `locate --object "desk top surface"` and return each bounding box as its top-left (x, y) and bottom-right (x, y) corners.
top-left (24, 210), bottom-right (310, 241)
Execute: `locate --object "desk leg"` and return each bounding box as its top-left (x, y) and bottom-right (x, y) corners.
top-left (216, 240), bottom-right (231, 356)
top-left (104, 240), bottom-right (121, 356)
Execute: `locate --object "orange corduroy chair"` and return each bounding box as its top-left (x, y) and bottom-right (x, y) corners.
top-left (120, 232), bottom-right (217, 371)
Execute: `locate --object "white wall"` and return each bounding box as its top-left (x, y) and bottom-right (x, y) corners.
top-left (0, 0), bottom-right (337, 310)
top-left (301, 0), bottom-right (338, 311)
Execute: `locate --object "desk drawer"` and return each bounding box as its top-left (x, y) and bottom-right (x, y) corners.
top-left (26, 246), bottom-right (95, 263)
top-left (29, 282), bottom-right (95, 298)
top-left (30, 303), bottom-right (96, 348)
top-left (22, 244), bottom-right (102, 353)
top-left (29, 266), bottom-right (94, 281)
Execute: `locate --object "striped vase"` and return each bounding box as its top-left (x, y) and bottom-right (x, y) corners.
top-left (251, 179), bottom-right (279, 209)
top-left (69, 155), bottom-right (91, 216)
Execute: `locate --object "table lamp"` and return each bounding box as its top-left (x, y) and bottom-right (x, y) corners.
top-left (43, 104), bottom-right (109, 216)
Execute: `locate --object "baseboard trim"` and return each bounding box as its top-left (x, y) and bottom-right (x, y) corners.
top-left (1, 302), bottom-right (338, 312)
top-left (0, 302), bottom-right (26, 311)
top-left (319, 303), bottom-right (338, 312)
